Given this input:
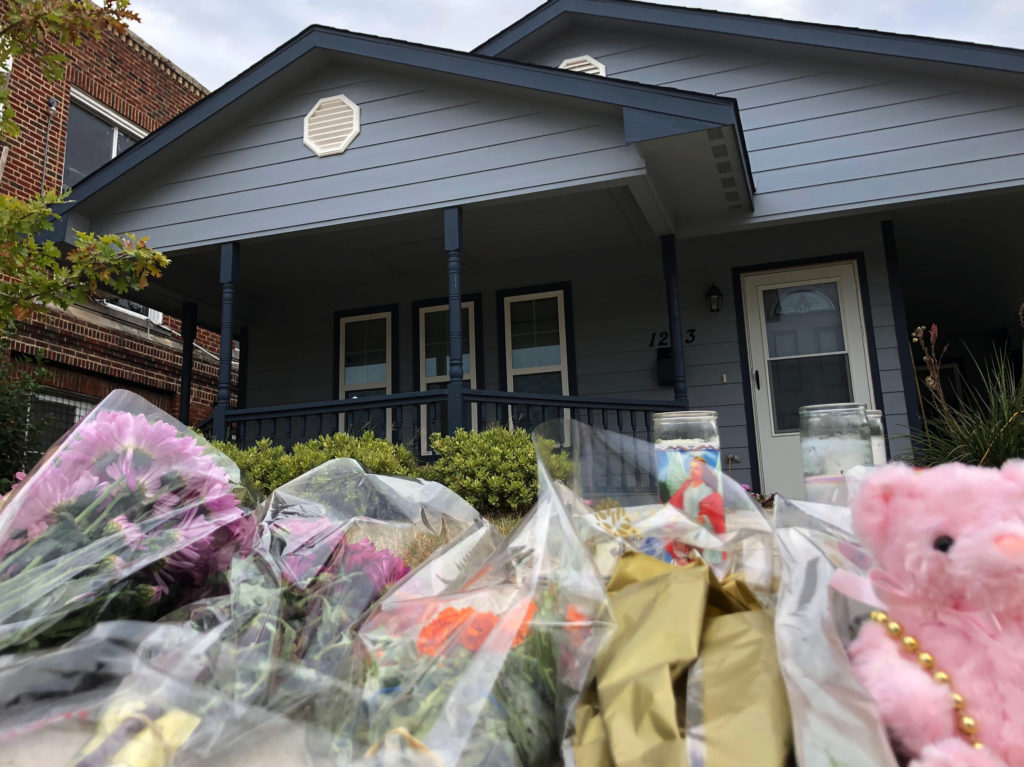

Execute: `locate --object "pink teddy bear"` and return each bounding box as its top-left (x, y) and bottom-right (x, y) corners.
top-left (848, 461), bottom-right (1024, 767)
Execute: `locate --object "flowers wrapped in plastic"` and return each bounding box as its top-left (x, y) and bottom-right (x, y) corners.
top-left (330, 462), bottom-right (613, 767)
top-left (0, 452), bottom-right (498, 767)
top-left (0, 390), bottom-right (255, 654)
top-left (554, 420), bottom-right (790, 766)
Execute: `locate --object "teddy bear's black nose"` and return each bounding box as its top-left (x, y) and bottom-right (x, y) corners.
top-left (933, 535), bottom-right (954, 553)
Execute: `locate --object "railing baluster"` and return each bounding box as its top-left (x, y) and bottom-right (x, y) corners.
top-left (631, 410), bottom-right (641, 490)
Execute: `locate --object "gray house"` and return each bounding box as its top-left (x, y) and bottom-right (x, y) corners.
top-left (54, 0), bottom-right (1024, 498)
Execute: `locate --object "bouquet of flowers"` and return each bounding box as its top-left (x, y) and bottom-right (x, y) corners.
top-left (0, 455), bottom-right (495, 767)
top-left (333, 463), bottom-right (613, 767)
top-left (0, 390), bottom-right (254, 654)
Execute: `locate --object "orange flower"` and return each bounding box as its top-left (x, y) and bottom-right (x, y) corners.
top-left (416, 606), bottom-right (473, 657)
top-left (460, 610), bottom-right (499, 651)
top-left (512, 600), bottom-right (539, 648)
top-left (565, 604), bottom-right (589, 649)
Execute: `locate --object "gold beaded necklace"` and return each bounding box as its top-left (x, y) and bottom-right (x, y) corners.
top-left (868, 610), bottom-right (986, 752)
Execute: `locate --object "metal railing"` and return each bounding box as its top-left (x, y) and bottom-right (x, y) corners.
top-left (203, 389), bottom-right (679, 498)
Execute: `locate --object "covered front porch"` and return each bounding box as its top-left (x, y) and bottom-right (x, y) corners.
top-left (147, 182), bottom-right (722, 493)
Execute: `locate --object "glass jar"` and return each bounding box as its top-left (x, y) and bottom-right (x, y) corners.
top-left (653, 411), bottom-right (720, 505)
top-left (799, 403), bottom-right (871, 505)
top-left (866, 409), bottom-right (886, 466)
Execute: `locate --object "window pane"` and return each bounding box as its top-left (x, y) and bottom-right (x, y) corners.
top-left (30, 397), bottom-right (86, 452)
top-left (512, 371), bottom-right (563, 395)
top-left (423, 307), bottom-right (470, 379)
top-left (63, 103), bottom-right (115, 189)
top-left (768, 354), bottom-right (852, 432)
top-left (116, 130), bottom-right (137, 155)
top-left (762, 282), bottom-right (845, 359)
top-left (344, 318), bottom-right (388, 386)
top-left (510, 297), bottom-right (561, 369)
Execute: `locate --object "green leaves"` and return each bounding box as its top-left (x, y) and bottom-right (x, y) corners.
top-left (0, 1), bottom-right (141, 139)
top-left (213, 433), bottom-right (418, 498)
top-left (0, 192), bottom-right (168, 331)
top-left (910, 345), bottom-right (1024, 467)
top-left (421, 428), bottom-right (573, 518)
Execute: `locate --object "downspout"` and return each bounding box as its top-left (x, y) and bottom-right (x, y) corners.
top-left (40, 96), bottom-right (57, 194)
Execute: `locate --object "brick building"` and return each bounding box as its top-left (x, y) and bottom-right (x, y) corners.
top-left (1, 15), bottom-right (229, 441)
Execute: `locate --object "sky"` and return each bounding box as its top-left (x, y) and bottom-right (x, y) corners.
top-left (127, 0), bottom-right (1024, 91)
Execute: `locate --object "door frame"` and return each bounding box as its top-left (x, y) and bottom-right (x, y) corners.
top-left (732, 252), bottom-right (884, 492)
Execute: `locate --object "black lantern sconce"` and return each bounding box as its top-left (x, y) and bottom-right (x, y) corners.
top-left (705, 283), bottom-right (724, 313)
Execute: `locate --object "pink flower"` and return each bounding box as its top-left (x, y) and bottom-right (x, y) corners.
top-left (343, 538), bottom-right (409, 592)
top-left (0, 470), bottom-right (104, 548)
top-left (103, 515), bottom-right (145, 550)
top-left (270, 516), bottom-right (347, 584)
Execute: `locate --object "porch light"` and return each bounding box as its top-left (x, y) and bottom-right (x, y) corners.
top-left (705, 283), bottom-right (724, 313)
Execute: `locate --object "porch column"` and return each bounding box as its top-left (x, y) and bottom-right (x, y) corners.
top-left (178, 301), bottom-right (197, 424)
top-left (444, 206), bottom-right (465, 435)
top-left (237, 326), bottom-right (250, 410)
top-left (881, 220), bottom-right (923, 434)
top-left (661, 234), bottom-right (689, 407)
top-left (212, 242), bottom-right (239, 441)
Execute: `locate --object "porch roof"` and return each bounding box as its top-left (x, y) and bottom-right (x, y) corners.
top-left (53, 24), bottom-right (753, 245)
top-left (476, 0), bottom-right (1024, 75)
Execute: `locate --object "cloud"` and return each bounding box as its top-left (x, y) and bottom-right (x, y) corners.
top-left (128, 0), bottom-right (1024, 91)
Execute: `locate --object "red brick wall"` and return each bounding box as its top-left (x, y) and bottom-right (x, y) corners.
top-left (1, 17), bottom-right (204, 197)
top-left (11, 304), bottom-right (231, 423)
top-left (0, 11), bottom-right (231, 426)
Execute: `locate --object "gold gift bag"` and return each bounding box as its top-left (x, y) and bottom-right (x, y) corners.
top-left (574, 552), bottom-right (790, 767)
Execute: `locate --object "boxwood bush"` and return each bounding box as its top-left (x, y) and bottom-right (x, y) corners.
top-left (214, 426), bottom-right (571, 518)
top-left (420, 427), bottom-right (573, 517)
top-left (213, 431), bottom-right (417, 496)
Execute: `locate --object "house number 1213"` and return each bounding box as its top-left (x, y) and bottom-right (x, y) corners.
top-left (648, 330), bottom-right (695, 346)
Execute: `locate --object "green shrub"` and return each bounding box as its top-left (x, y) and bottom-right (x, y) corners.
top-left (213, 431), bottom-right (417, 497)
top-left (420, 427), bottom-right (572, 517)
top-left (0, 349), bottom-right (45, 493)
top-left (909, 325), bottom-right (1024, 466)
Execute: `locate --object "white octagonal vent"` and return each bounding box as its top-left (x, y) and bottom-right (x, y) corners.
top-left (304, 94), bottom-right (360, 157)
top-left (558, 55), bottom-right (606, 77)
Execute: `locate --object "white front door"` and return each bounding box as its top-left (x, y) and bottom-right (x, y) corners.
top-left (741, 261), bottom-right (875, 498)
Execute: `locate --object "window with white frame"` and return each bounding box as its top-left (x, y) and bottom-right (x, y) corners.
top-left (338, 311), bottom-right (392, 438)
top-left (62, 90), bottom-right (146, 190)
top-left (504, 290), bottom-right (569, 396)
top-left (418, 301), bottom-right (477, 452)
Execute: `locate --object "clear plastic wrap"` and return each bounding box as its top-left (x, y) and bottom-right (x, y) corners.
top-left (559, 420), bottom-right (777, 608)
top-left (0, 390), bottom-right (255, 654)
top-left (772, 494), bottom-right (898, 767)
top-left (549, 421), bottom-right (789, 766)
top-left (332, 462), bottom-right (614, 767)
top-left (0, 451), bottom-right (499, 767)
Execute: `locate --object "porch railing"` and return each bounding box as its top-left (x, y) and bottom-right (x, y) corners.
top-left (203, 389), bottom-right (679, 497)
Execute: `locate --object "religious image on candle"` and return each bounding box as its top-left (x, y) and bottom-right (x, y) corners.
top-left (656, 444), bottom-right (724, 535)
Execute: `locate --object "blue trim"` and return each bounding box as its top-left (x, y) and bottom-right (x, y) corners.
top-left (622, 107), bottom-right (718, 142)
top-left (731, 266), bottom-right (761, 494)
top-left (54, 24), bottom-right (744, 225)
top-left (732, 251), bottom-right (882, 492)
top-left (475, 0), bottom-right (1024, 75)
top-left (881, 220), bottom-right (924, 436)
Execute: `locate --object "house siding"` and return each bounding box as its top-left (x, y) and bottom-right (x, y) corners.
top-left (86, 62), bottom-right (646, 251)
top-left (515, 27), bottom-right (1024, 225)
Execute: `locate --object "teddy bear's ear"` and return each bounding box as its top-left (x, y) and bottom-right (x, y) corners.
top-left (999, 459), bottom-right (1024, 490)
top-left (850, 463), bottom-right (917, 551)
